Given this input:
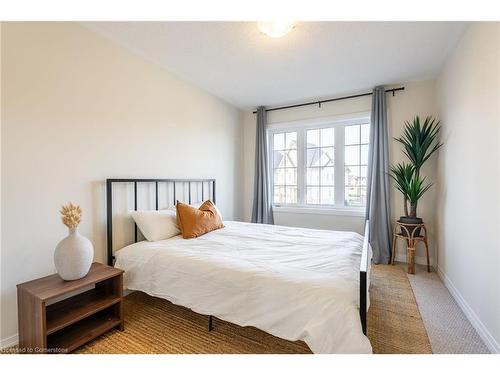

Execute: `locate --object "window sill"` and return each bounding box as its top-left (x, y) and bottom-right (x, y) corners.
top-left (272, 205), bottom-right (366, 217)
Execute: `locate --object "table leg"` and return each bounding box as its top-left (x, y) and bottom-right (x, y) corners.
top-left (407, 246), bottom-right (415, 274)
top-left (391, 235), bottom-right (397, 265)
top-left (424, 239), bottom-right (431, 272)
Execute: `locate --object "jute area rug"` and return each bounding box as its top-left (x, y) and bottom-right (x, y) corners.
top-left (77, 264), bottom-right (432, 354)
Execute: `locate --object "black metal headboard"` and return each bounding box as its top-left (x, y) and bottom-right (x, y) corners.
top-left (106, 178), bottom-right (216, 266)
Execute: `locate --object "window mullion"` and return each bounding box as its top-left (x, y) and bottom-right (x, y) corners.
top-left (297, 129), bottom-right (306, 205)
top-left (334, 126), bottom-right (345, 207)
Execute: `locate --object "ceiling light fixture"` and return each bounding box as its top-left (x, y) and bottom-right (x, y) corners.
top-left (257, 20), bottom-right (296, 38)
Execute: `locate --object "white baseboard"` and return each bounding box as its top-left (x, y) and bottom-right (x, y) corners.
top-left (0, 333), bottom-right (18, 350)
top-left (437, 266), bottom-right (500, 354)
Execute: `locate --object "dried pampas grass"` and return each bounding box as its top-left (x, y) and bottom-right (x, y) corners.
top-left (60, 202), bottom-right (82, 229)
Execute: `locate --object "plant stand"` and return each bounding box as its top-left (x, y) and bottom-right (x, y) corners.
top-left (391, 221), bottom-right (430, 274)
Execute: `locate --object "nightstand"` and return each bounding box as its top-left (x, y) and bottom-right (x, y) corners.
top-left (17, 262), bottom-right (124, 353)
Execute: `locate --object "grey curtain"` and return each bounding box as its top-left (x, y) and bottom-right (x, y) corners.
top-left (251, 107), bottom-right (274, 224)
top-left (366, 86), bottom-right (392, 264)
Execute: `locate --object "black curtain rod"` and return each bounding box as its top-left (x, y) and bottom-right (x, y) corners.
top-left (252, 87), bottom-right (405, 114)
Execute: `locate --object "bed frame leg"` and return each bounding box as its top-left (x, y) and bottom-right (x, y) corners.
top-left (359, 220), bottom-right (370, 336)
top-left (360, 271), bottom-right (367, 335)
top-left (208, 315), bottom-right (213, 332)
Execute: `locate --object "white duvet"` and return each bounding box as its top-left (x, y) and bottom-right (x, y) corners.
top-left (115, 221), bottom-right (372, 354)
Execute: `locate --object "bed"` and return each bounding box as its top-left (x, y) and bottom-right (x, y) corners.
top-left (106, 178), bottom-right (372, 354)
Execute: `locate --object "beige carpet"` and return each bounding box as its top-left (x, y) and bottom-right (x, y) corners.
top-left (406, 264), bottom-right (490, 353)
top-left (74, 264), bottom-right (431, 354)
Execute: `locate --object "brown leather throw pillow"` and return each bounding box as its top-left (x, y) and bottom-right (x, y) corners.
top-left (176, 200), bottom-right (224, 239)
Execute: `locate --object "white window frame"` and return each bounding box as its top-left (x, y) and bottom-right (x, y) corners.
top-left (268, 112), bottom-right (370, 216)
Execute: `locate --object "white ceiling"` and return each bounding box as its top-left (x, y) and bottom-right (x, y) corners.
top-left (83, 22), bottom-right (468, 109)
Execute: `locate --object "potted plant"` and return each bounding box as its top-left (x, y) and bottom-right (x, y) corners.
top-left (390, 116), bottom-right (442, 235)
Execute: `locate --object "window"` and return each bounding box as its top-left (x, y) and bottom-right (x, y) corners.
top-left (272, 132), bottom-right (297, 204)
top-left (344, 124), bottom-right (370, 207)
top-left (269, 115), bottom-right (370, 210)
top-left (306, 128), bottom-right (335, 205)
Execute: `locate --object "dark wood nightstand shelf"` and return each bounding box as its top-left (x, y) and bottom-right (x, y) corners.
top-left (17, 262), bottom-right (124, 353)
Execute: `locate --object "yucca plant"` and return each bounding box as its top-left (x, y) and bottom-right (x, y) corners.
top-left (395, 115), bottom-right (443, 179)
top-left (389, 163), bottom-right (414, 217)
top-left (406, 175), bottom-right (432, 218)
top-left (391, 115), bottom-right (442, 219)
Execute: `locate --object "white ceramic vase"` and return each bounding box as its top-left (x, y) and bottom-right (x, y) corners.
top-left (54, 227), bottom-right (94, 280)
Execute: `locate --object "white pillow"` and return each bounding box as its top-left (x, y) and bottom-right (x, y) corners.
top-left (168, 200), bottom-right (223, 221)
top-left (130, 209), bottom-right (180, 241)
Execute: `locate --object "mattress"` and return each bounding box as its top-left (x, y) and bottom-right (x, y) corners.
top-left (114, 220), bottom-right (372, 353)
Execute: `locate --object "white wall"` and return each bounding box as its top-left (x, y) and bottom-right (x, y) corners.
top-left (0, 22), bottom-right (243, 344)
top-left (0, 21), bottom-right (3, 347)
top-left (435, 22), bottom-right (500, 353)
top-left (243, 80), bottom-right (438, 264)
